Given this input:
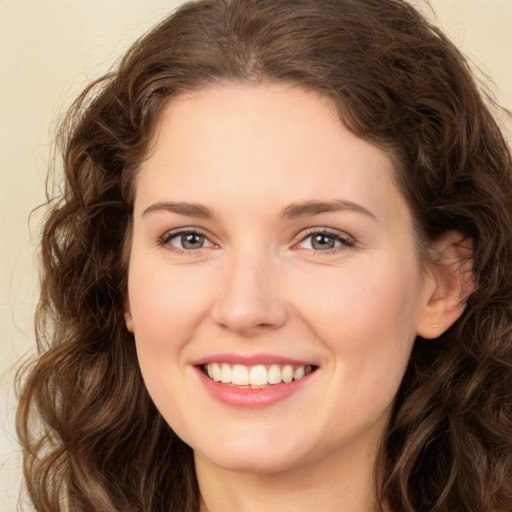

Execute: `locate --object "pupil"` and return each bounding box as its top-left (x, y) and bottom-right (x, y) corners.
top-left (182, 233), bottom-right (203, 249)
top-left (312, 234), bottom-right (334, 250)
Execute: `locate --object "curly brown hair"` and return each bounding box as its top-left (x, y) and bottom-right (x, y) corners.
top-left (16, 0), bottom-right (512, 511)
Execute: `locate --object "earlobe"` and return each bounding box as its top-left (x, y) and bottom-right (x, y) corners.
top-left (416, 231), bottom-right (474, 339)
top-left (124, 297), bottom-right (135, 333)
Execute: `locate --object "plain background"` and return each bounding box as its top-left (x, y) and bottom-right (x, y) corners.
top-left (1, 1), bottom-right (511, 510)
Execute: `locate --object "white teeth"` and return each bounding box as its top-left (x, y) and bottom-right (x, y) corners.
top-left (220, 363), bottom-right (231, 383)
top-left (282, 365), bottom-right (293, 383)
top-left (249, 365), bottom-right (268, 386)
top-left (294, 366), bottom-right (305, 380)
top-left (268, 364), bottom-right (282, 384)
top-left (204, 363), bottom-right (313, 387)
top-left (212, 363), bottom-right (221, 382)
top-left (232, 364), bottom-right (249, 385)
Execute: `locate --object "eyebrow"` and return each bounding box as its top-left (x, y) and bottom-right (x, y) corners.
top-left (280, 199), bottom-right (376, 221)
top-left (141, 199), bottom-right (376, 221)
top-left (142, 201), bottom-right (214, 219)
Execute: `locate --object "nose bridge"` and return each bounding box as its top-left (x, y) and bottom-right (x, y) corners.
top-left (212, 245), bottom-right (287, 335)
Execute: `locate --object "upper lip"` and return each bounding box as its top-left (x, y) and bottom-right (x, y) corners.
top-left (192, 353), bottom-right (317, 367)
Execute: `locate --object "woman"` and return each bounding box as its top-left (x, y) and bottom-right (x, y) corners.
top-left (16, 0), bottom-right (512, 511)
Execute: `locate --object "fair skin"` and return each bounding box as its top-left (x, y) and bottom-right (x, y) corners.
top-left (125, 83), bottom-right (466, 512)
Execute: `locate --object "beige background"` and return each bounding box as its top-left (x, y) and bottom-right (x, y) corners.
top-left (1, 1), bottom-right (511, 510)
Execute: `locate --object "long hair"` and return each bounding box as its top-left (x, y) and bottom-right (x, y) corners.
top-left (16, 1), bottom-right (512, 511)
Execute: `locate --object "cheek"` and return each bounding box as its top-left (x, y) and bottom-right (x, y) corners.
top-left (127, 262), bottom-right (211, 431)
top-left (290, 256), bottom-right (422, 375)
top-left (297, 257), bottom-right (419, 321)
top-left (128, 262), bottom-right (212, 349)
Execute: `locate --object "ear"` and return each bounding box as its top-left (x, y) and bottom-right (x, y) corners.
top-left (124, 296), bottom-right (135, 333)
top-left (416, 231), bottom-right (474, 339)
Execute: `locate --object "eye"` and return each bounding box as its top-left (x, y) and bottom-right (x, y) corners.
top-left (161, 229), bottom-right (215, 251)
top-left (297, 230), bottom-right (354, 252)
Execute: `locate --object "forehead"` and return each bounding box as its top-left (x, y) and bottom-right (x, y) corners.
top-left (135, 83), bottom-right (407, 225)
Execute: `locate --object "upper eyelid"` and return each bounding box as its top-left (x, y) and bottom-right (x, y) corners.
top-left (294, 227), bottom-right (355, 243)
top-left (159, 226), bottom-right (216, 245)
top-left (162, 226), bottom-right (210, 236)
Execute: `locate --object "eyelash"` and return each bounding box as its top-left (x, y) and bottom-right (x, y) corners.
top-left (294, 228), bottom-right (355, 255)
top-left (157, 228), bottom-right (215, 255)
top-left (157, 227), bottom-right (355, 255)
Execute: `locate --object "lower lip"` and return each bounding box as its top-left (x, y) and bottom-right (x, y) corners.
top-left (195, 367), bottom-right (315, 408)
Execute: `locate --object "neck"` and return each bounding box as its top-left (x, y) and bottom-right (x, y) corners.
top-left (195, 439), bottom-right (384, 512)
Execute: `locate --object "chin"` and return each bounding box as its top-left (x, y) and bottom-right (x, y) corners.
top-left (202, 452), bottom-right (303, 475)
top-left (193, 435), bottom-right (309, 475)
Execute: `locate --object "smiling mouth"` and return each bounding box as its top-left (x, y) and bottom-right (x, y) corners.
top-left (201, 363), bottom-right (316, 388)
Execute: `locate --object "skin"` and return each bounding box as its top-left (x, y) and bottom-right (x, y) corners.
top-left (125, 83), bottom-right (465, 512)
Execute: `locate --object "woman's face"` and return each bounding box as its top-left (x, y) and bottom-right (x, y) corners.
top-left (126, 83), bottom-right (434, 475)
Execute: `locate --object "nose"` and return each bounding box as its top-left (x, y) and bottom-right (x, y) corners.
top-left (211, 251), bottom-right (288, 336)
